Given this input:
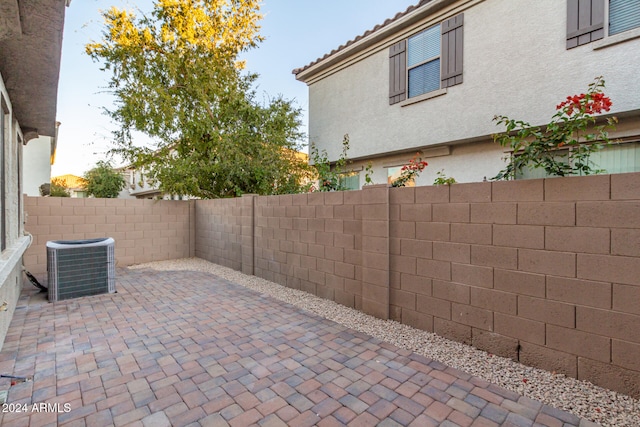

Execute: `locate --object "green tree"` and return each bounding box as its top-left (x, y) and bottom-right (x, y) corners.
top-left (83, 161), bottom-right (126, 198)
top-left (86, 0), bottom-right (311, 198)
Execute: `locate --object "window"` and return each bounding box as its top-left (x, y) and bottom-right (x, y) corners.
top-left (408, 25), bottom-right (441, 98)
top-left (515, 142), bottom-right (640, 179)
top-left (389, 14), bottom-right (464, 105)
top-left (387, 166), bottom-right (416, 187)
top-left (339, 172), bottom-right (360, 191)
top-left (567, 0), bottom-right (640, 49)
top-left (609, 0), bottom-right (640, 35)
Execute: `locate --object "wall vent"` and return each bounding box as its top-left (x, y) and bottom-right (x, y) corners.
top-left (46, 238), bottom-right (116, 302)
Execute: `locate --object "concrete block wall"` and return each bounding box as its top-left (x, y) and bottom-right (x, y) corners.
top-left (195, 195), bottom-right (254, 275)
top-left (23, 197), bottom-right (194, 279)
top-left (193, 173), bottom-right (640, 397)
top-left (387, 173), bottom-right (640, 397)
top-left (252, 191), bottom-right (364, 310)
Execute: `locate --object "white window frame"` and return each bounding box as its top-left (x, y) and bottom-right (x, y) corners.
top-left (594, 0), bottom-right (640, 49)
top-left (1, 96), bottom-right (7, 252)
top-left (406, 24), bottom-right (441, 99)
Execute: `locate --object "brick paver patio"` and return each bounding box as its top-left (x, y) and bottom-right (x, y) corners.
top-left (0, 268), bottom-right (598, 426)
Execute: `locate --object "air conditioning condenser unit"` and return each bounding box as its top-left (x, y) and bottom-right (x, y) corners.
top-left (46, 237), bottom-right (116, 302)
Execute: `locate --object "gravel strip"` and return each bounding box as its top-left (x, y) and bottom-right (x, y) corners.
top-left (129, 257), bottom-right (640, 427)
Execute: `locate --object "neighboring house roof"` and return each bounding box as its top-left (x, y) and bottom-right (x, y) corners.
top-left (0, 0), bottom-right (68, 139)
top-left (53, 174), bottom-right (87, 190)
top-left (293, 0), bottom-right (462, 82)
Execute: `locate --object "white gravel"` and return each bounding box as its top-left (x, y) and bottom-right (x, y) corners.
top-left (129, 257), bottom-right (640, 427)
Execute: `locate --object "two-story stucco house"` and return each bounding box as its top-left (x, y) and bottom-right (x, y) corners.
top-left (294, 0), bottom-right (640, 188)
top-left (0, 0), bottom-right (68, 347)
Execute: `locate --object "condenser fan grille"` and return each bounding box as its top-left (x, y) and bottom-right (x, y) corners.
top-left (47, 238), bottom-right (116, 302)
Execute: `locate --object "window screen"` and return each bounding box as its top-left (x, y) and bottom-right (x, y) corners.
top-left (407, 25), bottom-right (440, 98)
top-left (407, 26), bottom-right (440, 66)
top-left (515, 142), bottom-right (640, 179)
top-left (339, 173), bottom-right (360, 191)
top-left (409, 60), bottom-right (441, 98)
top-left (609, 0), bottom-right (640, 35)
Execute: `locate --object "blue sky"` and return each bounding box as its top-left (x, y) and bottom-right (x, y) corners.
top-left (53, 0), bottom-right (417, 176)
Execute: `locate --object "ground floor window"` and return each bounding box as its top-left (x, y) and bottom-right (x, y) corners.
top-left (387, 166), bottom-right (417, 187)
top-left (339, 172), bottom-right (360, 191)
top-left (515, 141), bottom-right (640, 179)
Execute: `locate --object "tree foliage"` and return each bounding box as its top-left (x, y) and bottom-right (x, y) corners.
top-left (83, 161), bottom-right (126, 198)
top-left (86, 0), bottom-right (311, 198)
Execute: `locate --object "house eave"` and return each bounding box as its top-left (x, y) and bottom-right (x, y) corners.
top-left (0, 0), bottom-right (68, 138)
top-left (293, 0), bottom-right (460, 84)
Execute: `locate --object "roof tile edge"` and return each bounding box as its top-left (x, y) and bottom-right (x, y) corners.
top-left (292, 0), bottom-right (439, 79)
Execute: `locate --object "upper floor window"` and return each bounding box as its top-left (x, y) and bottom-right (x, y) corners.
top-left (609, 0), bottom-right (640, 35)
top-left (407, 25), bottom-right (441, 98)
top-left (389, 14), bottom-right (464, 105)
top-left (567, 0), bottom-right (640, 48)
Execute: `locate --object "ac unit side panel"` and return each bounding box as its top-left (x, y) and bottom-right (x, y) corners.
top-left (47, 247), bottom-right (59, 302)
top-left (107, 243), bottom-right (116, 293)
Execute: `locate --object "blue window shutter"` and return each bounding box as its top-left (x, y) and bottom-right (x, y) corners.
top-left (609, 0), bottom-right (640, 35)
top-left (389, 40), bottom-right (407, 105)
top-left (441, 13), bottom-right (464, 88)
top-left (567, 0), bottom-right (605, 49)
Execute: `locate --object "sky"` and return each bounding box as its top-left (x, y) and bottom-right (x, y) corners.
top-left (52, 0), bottom-right (418, 177)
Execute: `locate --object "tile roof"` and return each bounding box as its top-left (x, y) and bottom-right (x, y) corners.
top-left (292, 0), bottom-right (433, 77)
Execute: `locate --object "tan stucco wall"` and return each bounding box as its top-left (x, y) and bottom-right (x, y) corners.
top-left (305, 0), bottom-right (640, 179)
top-left (344, 139), bottom-right (506, 187)
top-left (0, 73), bottom-right (27, 350)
